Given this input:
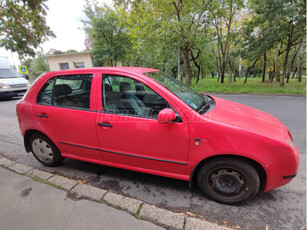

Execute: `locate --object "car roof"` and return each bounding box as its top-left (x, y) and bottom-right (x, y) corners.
top-left (47, 67), bottom-right (159, 75)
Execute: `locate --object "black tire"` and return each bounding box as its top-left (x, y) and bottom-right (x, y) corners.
top-left (29, 133), bottom-right (63, 167)
top-left (197, 158), bottom-right (260, 205)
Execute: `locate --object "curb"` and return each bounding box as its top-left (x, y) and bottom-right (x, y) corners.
top-left (0, 156), bottom-right (232, 230)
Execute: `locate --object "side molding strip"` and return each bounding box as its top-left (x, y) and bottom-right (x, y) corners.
top-left (59, 141), bottom-right (187, 165)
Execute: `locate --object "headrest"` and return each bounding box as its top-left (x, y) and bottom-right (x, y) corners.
top-left (105, 84), bottom-right (112, 91)
top-left (119, 82), bottom-right (131, 93)
top-left (54, 84), bottom-right (72, 97)
top-left (84, 81), bottom-right (91, 91)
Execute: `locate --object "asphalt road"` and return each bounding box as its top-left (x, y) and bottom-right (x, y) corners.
top-left (0, 94), bottom-right (306, 230)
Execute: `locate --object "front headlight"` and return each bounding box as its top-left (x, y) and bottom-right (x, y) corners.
top-left (27, 82), bottom-right (31, 87)
top-left (0, 83), bottom-right (10, 89)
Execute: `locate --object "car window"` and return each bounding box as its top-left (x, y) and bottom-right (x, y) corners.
top-left (37, 78), bottom-right (55, 105)
top-left (101, 74), bottom-right (171, 119)
top-left (37, 74), bottom-right (93, 109)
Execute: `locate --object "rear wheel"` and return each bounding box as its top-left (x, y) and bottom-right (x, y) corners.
top-left (197, 158), bottom-right (260, 205)
top-left (29, 133), bottom-right (63, 166)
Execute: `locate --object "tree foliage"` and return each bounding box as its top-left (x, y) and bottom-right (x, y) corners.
top-left (83, 1), bottom-right (132, 66)
top-left (0, 0), bottom-right (55, 60)
top-left (83, 0), bottom-right (305, 86)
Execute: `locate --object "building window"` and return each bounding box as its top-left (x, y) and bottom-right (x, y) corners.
top-left (59, 63), bottom-right (69, 70)
top-left (74, 62), bottom-right (85, 68)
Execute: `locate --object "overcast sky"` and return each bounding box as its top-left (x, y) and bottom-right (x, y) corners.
top-left (0, 0), bottom-right (112, 67)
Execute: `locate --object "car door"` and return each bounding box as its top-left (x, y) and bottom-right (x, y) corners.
top-left (96, 73), bottom-right (190, 175)
top-left (32, 72), bottom-right (102, 161)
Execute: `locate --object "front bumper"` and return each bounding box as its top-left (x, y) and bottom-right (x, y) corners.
top-left (0, 87), bottom-right (28, 98)
top-left (264, 145), bottom-right (299, 192)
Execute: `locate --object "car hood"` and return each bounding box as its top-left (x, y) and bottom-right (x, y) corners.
top-left (203, 96), bottom-right (289, 143)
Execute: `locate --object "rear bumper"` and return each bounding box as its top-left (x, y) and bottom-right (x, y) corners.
top-left (264, 145), bottom-right (299, 192)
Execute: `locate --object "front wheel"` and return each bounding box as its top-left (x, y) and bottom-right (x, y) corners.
top-left (197, 158), bottom-right (260, 205)
top-left (29, 133), bottom-right (63, 167)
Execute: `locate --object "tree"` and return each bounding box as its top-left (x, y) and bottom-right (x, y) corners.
top-left (30, 52), bottom-right (49, 79)
top-left (83, 2), bottom-right (132, 67)
top-left (209, 0), bottom-right (244, 83)
top-left (0, 0), bottom-right (55, 60)
top-left (115, 0), bottom-right (212, 85)
top-left (247, 0), bottom-right (306, 86)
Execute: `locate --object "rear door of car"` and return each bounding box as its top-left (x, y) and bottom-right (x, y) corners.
top-left (32, 71), bottom-right (102, 161)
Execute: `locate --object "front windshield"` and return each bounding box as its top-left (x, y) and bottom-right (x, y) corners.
top-left (145, 71), bottom-right (209, 113)
top-left (0, 69), bottom-right (19, 78)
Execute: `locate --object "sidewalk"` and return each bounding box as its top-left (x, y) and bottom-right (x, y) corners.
top-left (0, 167), bottom-right (163, 230)
top-left (0, 156), bottom-right (230, 230)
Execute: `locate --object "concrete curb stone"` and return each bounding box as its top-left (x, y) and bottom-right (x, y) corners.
top-left (140, 203), bottom-right (185, 229)
top-left (185, 217), bottom-right (230, 230)
top-left (103, 192), bottom-right (143, 214)
top-left (47, 174), bottom-right (78, 191)
top-left (31, 169), bottom-right (54, 180)
top-left (71, 183), bottom-right (107, 201)
top-left (0, 157), bottom-right (15, 167)
top-left (8, 162), bottom-right (33, 174)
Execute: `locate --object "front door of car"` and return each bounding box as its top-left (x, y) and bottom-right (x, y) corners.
top-left (96, 74), bottom-right (189, 175)
top-left (32, 73), bottom-right (101, 161)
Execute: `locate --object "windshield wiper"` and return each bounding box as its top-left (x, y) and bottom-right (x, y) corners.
top-left (197, 97), bottom-right (210, 114)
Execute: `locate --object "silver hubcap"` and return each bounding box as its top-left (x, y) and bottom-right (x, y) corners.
top-left (32, 139), bottom-right (53, 163)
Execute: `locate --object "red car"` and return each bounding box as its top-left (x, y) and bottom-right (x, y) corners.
top-left (16, 67), bottom-right (299, 204)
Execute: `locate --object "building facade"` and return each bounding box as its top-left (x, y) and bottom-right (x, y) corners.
top-left (46, 52), bottom-right (94, 71)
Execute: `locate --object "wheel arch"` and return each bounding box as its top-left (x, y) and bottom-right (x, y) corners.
top-left (24, 129), bottom-right (57, 153)
top-left (189, 154), bottom-right (267, 192)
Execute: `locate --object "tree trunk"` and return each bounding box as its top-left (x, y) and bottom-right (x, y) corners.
top-left (211, 72), bottom-right (214, 78)
top-left (281, 45), bottom-right (291, 86)
top-left (228, 71), bottom-right (232, 84)
top-left (292, 67), bottom-right (298, 79)
top-left (182, 46), bottom-right (192, 86)
top-left (298, 53), bottom-right (303, 82)
top-left (244, 56), bottom-right (261, 84)
top-left (262, 52), bottom-right (266, 83)
top-left (286, 71), bottom-right (291, 83)
top-left (244, 69), bottom-right (249, 84)
top-left (220, 60), bottom-right (225, 83)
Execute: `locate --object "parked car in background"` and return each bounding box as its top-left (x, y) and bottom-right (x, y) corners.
top-left (16, 67), bottom-right (299, 204)
top-left (0, 57), bottom-right (29, 99)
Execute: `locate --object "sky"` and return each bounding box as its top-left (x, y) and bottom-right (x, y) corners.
top-left (0, 0), bottom-right (112, 68)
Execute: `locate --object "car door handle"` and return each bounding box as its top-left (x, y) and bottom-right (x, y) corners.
top-left (38, 114), bottom-right (49, 118)
top-left (98, 122), bottom-right (113, 127)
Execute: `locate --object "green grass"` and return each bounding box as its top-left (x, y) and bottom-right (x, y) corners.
top-left (190, 76), bottom-right (306, 95)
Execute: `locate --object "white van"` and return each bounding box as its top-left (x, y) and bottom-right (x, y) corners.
top-left (0, 57), bottom-right (29, 99)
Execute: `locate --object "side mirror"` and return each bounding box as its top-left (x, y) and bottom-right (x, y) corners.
top-left (158, 108), bottom-right (176, 123)
top-left (23, 74), bottom-right (30, 80)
